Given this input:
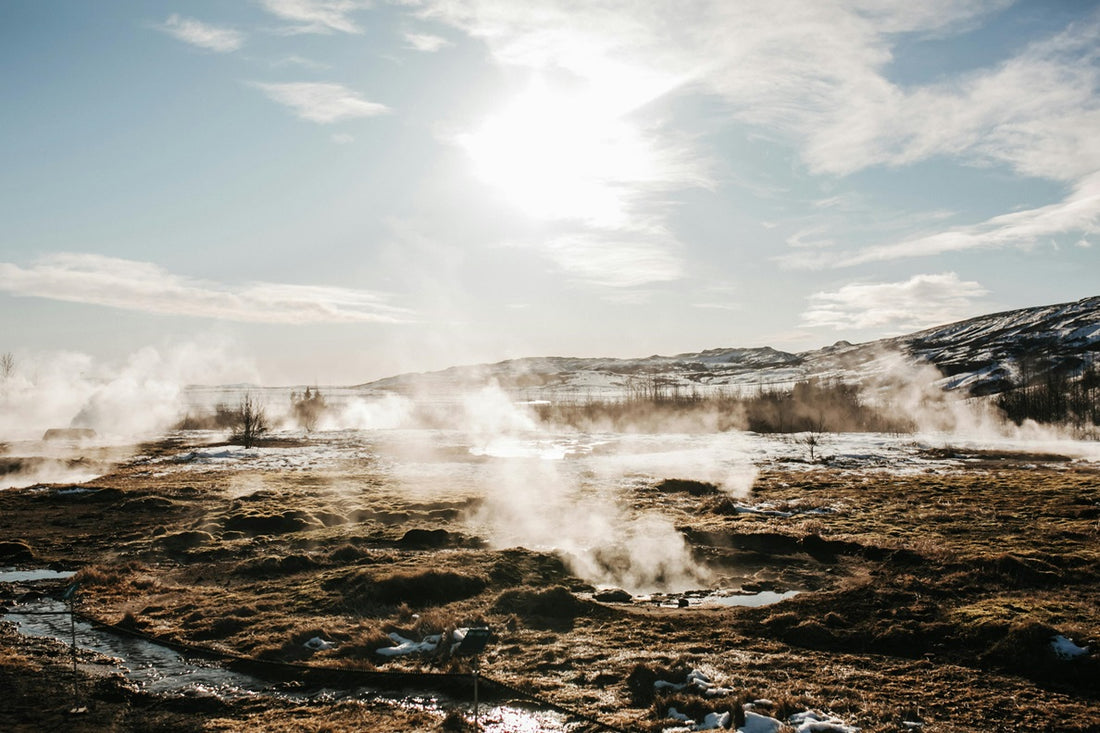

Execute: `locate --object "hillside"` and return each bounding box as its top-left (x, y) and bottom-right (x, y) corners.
top-left (361, 296), bottom-right (1100, 399)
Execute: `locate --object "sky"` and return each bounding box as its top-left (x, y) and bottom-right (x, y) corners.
top-left (1, 0), bottom-right (1098, 385)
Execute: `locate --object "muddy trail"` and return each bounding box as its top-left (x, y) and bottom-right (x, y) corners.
top-left (1, 434), bottom-right (1098, 731)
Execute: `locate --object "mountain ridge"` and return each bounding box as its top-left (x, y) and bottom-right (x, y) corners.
top-left (360, 296), bottom-right (1100, 398)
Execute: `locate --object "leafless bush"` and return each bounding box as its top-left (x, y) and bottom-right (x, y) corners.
top-left (231, 392), bottom-right (268, 448)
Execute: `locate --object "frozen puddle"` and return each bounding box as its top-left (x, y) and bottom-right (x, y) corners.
top-left (0, 569), bottom-right (77, 583)
top-left (3, 598), bottom-right (571, 731)
top-left (624, 589), bottom-right (801, 608)
top-left (5, 598), bottom-right (288, 699)
top-left (699, 590), bottom-right (801, 607)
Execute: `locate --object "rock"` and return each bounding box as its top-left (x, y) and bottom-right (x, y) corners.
top-left (397, 528), bottom-right (451, 548)
top-left (594, 588), bottom-right (633, 603)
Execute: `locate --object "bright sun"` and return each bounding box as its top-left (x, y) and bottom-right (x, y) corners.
top-left (459, 79), bottom-right (661, 227)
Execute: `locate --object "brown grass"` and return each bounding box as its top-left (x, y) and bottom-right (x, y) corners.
top-left (1, 439), bottom-right (1098, 731)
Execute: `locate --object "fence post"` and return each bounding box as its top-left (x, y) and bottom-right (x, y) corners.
top-left (62, 581), bottom-right (86, 715)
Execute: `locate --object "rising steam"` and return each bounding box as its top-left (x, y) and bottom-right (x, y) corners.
top-left (0, 340), bottom-right (258, 488)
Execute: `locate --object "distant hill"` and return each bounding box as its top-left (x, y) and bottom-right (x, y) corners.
top-left (359, 296), bottom-right (1100, 399)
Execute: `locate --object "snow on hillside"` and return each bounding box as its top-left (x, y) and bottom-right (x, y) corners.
top-left (359, 296), bottom-right (1100, 399)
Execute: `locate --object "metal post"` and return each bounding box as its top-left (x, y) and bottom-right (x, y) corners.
top-left (472, 656), bottom-right (480, 731)
top-left (69, 599), bottom-right (79, 711)
top-left (454, 627), bottom-right (490, 732)
top-left (62, 581), bottom-right (85, 715)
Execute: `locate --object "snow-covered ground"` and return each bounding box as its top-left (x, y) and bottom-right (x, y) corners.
top-left (128, 426), bottom-right (1100, 479)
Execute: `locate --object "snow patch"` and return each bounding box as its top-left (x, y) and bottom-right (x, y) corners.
top-left (739, 711), bottom-right (783, 733)
top-left (789, 709), bottom-right (860, 732)
top-left (1051, 634), bottom-right (1089, 659)
top-left (665, 707), bottom-right (732, 731)
top-left (303, 636), bottom-right (335, 651)
top-left (655, 669), bottom-right (734, 698)
top-left (376, 632), bottom-right (440, 657)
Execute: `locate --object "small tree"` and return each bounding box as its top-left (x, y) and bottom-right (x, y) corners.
top-left (0, 352), bottom-right (13, 380)
top-left (290, 386), bottom-right (327, 432)
top-left (232, 392), bottom-right (268, 449)
top-left (797, 430), bottom-right (824, 462)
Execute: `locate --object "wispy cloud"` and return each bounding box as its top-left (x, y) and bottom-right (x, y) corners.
top-left (271, 54), bottom-right (331, 70)
top-left (421, 1), bottom-right (1019, 175)
top-left (259, 0), bottom-right (368, 34)
top-left (543, 233), bottom-right (683, 289)
top-left (0, 254), bottom-right (411, 324)
top-left (802, 273), bottom-right (988, 333)
top-left (404, 32), bottom-right (451, 52)
top-left (252, 82), bottom-right (389, 123)
top-left (423, 1), bottom-right (1100, 272)
top-left (840, 171), bottom-right (1100, 265)
top-left (158, 14), bottom-right (244, 52)
top-left (800, 18), bottom-right (1100, 180)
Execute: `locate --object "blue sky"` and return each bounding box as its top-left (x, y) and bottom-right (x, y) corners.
top-left (2, 0), bottom-right (1098, 384)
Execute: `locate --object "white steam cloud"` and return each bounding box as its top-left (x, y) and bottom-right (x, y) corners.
top-left (381, 383), bottom-right (759, 593)
top-left (0, 341), bottom-right (258, 442)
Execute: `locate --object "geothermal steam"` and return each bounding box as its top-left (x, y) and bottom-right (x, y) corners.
top-left (420, 384), bottom-right (758, 594)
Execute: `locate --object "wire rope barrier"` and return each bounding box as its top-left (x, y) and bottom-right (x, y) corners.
top-left (11, 603), bottom-right (627, 732)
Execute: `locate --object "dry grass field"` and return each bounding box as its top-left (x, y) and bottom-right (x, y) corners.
top-left (1, 434), bottom-right (1098, 731)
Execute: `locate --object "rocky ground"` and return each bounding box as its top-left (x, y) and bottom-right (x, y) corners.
top-left (1, 435), bottom-right (1098, 731)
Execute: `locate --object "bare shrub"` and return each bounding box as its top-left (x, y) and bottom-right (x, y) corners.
top-left (231, 392), bottom-right (268, 448)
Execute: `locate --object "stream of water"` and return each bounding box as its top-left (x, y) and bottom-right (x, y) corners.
top-left (2, 591), bottom-right (570, 731)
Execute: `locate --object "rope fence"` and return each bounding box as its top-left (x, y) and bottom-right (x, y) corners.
top-left (12, 603), bottom-right (627, 732)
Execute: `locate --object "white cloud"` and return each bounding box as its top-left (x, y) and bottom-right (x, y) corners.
top-left (802, 273), bottom-right (988, 333)
top-left (801, 19), bottom-right (1100, 180)
top-left (158, 14), bottom-right (244, 52)
top-left (543, 233), bottom-right (683, 289)
top-left (259, 0), bottom-right (368, 34)
top-left (692, 302), bottom-right (741, 311)
top-left (271, 54), bottom-right (331, 70)
top-left (404, 32), bottom-right (451, 52)
top-left (0, 254), bottom-right (412, 324)
top-left (840, 171), bottom-right (1100, 265)
top-left (252, 82), bottom-right (389, 123)
top-left (419, 1), bottom-right (1019, 175)
top-left (422, 1), bottom-right (1100, 271)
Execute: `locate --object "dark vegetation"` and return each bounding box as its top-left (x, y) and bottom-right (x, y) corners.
top-left (997, 357), bottom-right (1100, 433)
top-left (531, 354), bottom-right (1100, 438)
top-left (175, 387), bottom-right (330, 435)
top-left (289, 386), bottom-right (327, 432)
top-left (534, 377), bottom-right (915, 434)
top-left (174, 403), bottom-right (240, 431)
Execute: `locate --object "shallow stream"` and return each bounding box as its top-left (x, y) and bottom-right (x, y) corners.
top-left (1, 583), bottom-right (569, 731)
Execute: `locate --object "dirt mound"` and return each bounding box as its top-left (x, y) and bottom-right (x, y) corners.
top-left (0, 540), bottom-right (35, 563)
top-left (155, 530), bottom-right (214, 553)
top-left (333, 569), bottom-right (488, 610)
top-left (656, 478), bottom-right (721, 496)
top-left (234, 553), bottom-right (319, 578)
top-left (222, 511), bottom-right (321, 535)
top-left (491, 586), bottom-right (595, 629)
top-left (397, 528), bottom-right (452, 548)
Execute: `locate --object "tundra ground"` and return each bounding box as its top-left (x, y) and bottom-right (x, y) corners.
top-left (1, 436), bottom-right (1097, 731)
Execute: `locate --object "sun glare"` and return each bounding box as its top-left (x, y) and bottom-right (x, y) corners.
top-left (459, 80), bottom-right (661, 227)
